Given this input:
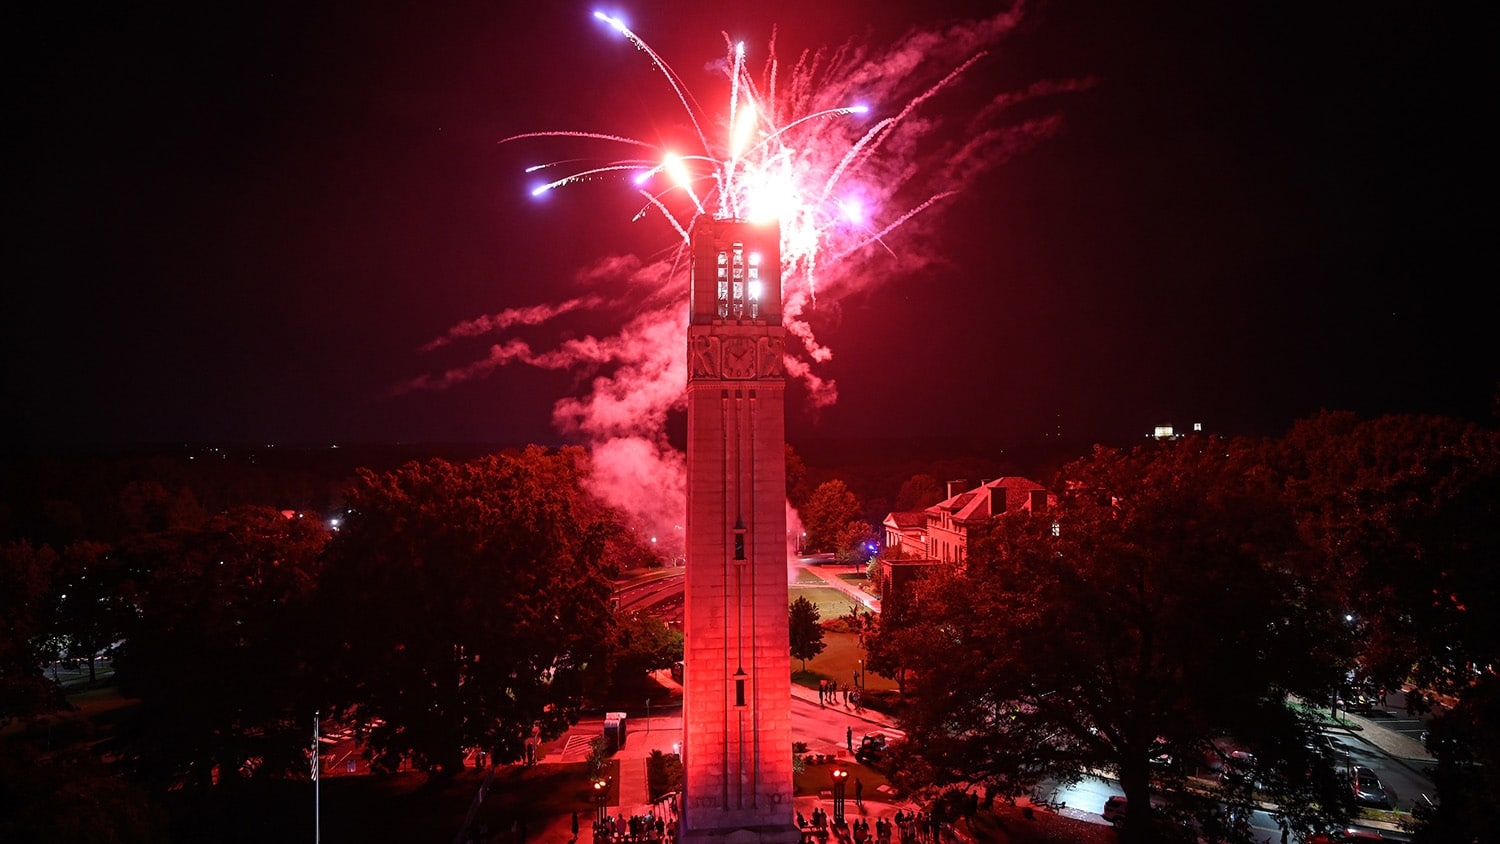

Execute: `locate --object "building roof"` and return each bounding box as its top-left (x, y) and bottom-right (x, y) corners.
top-left (883, 511), bottom-right (927, 530)
top-left (929, 477), bottom-right (1045, 524)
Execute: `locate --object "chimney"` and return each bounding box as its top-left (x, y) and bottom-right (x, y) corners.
top-left (989, 485), bottom-right (1007, 516)
top-left (1030, 489), bottom-right (1048, 511)
top-left (946, 479), bottom-right (968, 498)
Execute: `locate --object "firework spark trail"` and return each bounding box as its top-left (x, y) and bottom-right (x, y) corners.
top-left (505, 131), bottom-right (658, 149)
top-left (635, 189), bottom-right (693, 243)
top-left (819, 52), bottom-right (986, 208)
top-left (592, 11), bottom-right (710, 154)
top-left (405, 6), bottom-right (1085, 553)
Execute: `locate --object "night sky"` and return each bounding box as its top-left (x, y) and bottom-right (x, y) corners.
top-left (7, 0), bottom-right (1491, 454)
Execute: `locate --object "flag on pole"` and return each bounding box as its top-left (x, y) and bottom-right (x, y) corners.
top-left (311, 712), bottom-right (320, 782)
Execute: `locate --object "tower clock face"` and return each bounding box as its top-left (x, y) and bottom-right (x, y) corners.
top-left (722, 337), bottom-right (757, 378)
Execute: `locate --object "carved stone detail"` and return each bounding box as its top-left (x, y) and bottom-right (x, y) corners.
top-left (758, 336), bottom-right (785, 378)
top-left (689, 335), bottom-right (721, 379)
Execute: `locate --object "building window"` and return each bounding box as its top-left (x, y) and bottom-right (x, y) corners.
top-left (747, 251), bottom-right (761, 319)
top-left (716, 251), bottom-right (729, 318)
top-left (716, 243), bottom-right (764, 320)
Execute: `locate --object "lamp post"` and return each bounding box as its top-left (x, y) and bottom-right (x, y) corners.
top-left (594, 778), bottom-right (609, 824)
top-left (831, 768), bottom-right (848, 827)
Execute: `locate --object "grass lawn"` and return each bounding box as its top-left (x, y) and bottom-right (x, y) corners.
top-left (785, 575), bottom-right (899, 698)
top-left (791, 631), bottom-right (897, 694)
top-left (790, 584), bottom-right (868, 619)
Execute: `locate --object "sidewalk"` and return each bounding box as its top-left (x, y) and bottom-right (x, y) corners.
top-left (612, 712), bottom-right (683, 819)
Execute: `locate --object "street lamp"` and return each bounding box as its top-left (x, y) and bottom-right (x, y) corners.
top-left (831, 768), bottom-right (848, 827)
top-left (594, 778), bottom-right (609, 824)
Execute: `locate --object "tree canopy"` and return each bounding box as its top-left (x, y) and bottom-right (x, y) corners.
top-left (317, 446), bottom-right (619, 776)
top-left (1279, 412), bottom-right (1500, 841)
top-left (0, 541), bottom-right (65, 726)
top-left (111, 505), bottom-right (330, 788)
top-left (893, 473), bottom-right (945, 512)
top-left (881, 436), bottom-right (1355, 842)
top-left (788, 596), bottom-right (826, 671)
top-left (606, 611), bottom-right (683, 696)
top-left (800, 479), bottom-right (863, 555)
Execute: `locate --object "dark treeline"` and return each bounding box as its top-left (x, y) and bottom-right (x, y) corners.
top-left (3, 414), bottom-right (1497, 842)
top-left (0, 443), bottom-right (522, 547)
top-left (868, 412), bottom-right (1500, 844)
top-left (0, 444), bottom-right (678, 843)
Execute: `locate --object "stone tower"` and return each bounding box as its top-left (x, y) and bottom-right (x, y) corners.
top-left (680, 218), bottom-right (799, 844)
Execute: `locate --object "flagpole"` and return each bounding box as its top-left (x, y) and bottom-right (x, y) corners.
top-left (313, 711), bottom-right (321, 844)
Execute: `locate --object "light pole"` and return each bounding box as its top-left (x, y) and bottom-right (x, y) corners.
top-left (831, 768), bottom-right (848, 827)
top-left (594, 778), bottom-right (609, 824)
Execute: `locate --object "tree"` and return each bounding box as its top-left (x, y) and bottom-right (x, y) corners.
top-left (1281, 413), bottom-right (1500, 696)
top-left (833, 520), bottom-right (878, 568)
top-left (0, 541), bottom-right (65, 727)
top-left (1280, 412), bottom-right (1500, 840)
top-left (788, 596), bottom-right (826, 672)
top-left (801, 480), bottom-right (861, 554)
top-left (317, 447), bottom-right (618, 777)
top-left (886, 437), bottom-right (1352, 843)
top-left (117, 479), bottom-right (206, 535)
top-left (111, 505), bottom-right (329, 788)
top-left (606, 612), bottom-right (683, 696)
top-left (49, 540), bottom-right (129, 687)
top-left (785, 444), bottom-right (811, 510)
top-left (860, 604), bottom-right (915, 698)
top-left (0, 744), bottom-right (170, 844)
top-left (894, 473), bottom-right (945, 512)
top-left (646, 748), bottom-right (684, 802)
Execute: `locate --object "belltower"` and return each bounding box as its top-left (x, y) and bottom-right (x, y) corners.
top-left (680, 218), bottom-right (798, 844)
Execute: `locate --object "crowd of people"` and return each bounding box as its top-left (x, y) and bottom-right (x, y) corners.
top-left (795, 807), bottom-right (947, 844)
top-left (593, 809), bottom-right (674, 843)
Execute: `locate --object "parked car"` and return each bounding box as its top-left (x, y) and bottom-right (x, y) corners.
top-left (1351, 766), bottom-right (1394, 809)
top-left (855, 732), bottom-right (887, 763)
top-left (1102, 796), bottom-right (1127, 826)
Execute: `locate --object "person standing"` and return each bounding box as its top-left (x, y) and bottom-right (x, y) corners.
top-left (847, 725), bottom-right (854, 752)
top-left (854, 777), bottom-right (864, 808)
